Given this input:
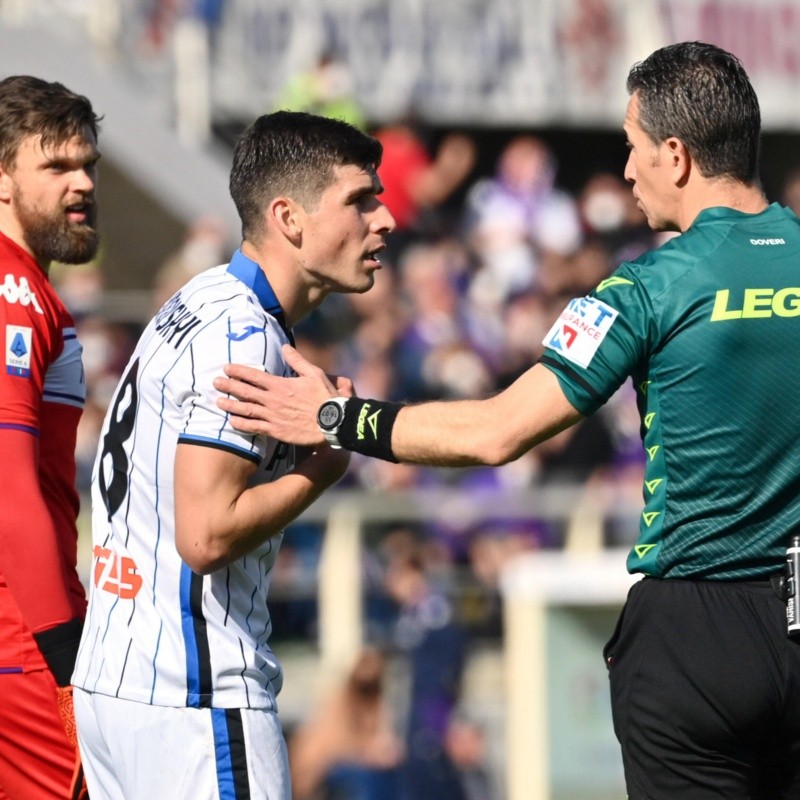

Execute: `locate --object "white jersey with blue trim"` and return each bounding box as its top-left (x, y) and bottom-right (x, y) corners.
top-left (73, 253), bottom-right (294, 710)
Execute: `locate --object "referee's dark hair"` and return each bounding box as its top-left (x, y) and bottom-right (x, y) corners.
top-left (626, 41), bottom-right (761, 185)
top-left (229, 111), bottom-right (383, 243)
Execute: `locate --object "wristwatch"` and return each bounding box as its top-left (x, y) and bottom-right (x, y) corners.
top-left (317, 397), bottom-right (348, 448)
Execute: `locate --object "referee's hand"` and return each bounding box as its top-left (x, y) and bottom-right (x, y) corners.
top-left (215, 345), bottom-right (354, 446)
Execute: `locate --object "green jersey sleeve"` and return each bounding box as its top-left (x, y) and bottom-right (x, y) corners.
top-left (539, 266), bottom-right (656, 415)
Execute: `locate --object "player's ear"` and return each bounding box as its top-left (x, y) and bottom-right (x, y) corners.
top-left (0, 164), bottom-right (13, 202)
top-left (269, 196), bottom-right (302, 245)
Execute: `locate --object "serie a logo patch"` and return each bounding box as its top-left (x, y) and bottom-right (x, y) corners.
top-left (5, 324), bottom-right (32, 377)
top-left (543, 296), bottom-right (619, 368)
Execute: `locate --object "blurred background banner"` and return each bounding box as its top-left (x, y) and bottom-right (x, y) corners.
top-left (5, 0), bottom-right (800, 136)
top-left (157, 0), bottom-right (800, 129)
top-left (208, 0), bottom-right (636, 127)
top-left (199, 0), bottom-right (800, 128)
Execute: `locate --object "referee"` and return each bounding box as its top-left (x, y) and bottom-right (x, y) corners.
top-left (216, 42), bottom-right (800, 799)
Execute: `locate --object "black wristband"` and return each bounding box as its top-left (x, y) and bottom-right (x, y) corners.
top-left (338, 398), bottom-right (402, 463)
top-left (32, 617), bottom-right (84, 687)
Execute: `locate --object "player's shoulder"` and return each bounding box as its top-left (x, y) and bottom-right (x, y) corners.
top-left (0, 235), bottom-right (48, 282)
top-left (0, 262), bottom-right (61, 325)
top-left (152, 265), bottom-right (291, 353)
top-left (162, 265), bottom-right (267, 318)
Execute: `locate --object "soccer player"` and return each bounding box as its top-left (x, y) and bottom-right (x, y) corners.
top-left (71, 111), bottom-right (395, 799)
top-left (0, 76), bottom-right (99, 800)
top-left (214, 43), bottom-right (800, 798)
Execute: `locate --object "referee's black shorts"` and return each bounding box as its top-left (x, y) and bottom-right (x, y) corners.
top-left (604, 577), bottom-right (800, 799)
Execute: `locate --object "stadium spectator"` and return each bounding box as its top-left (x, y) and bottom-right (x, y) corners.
top-left (216, 41), bottom-right (800, 799)
top-left (71, 111), bottom-right (394, 799)
top-left (275, 50), bottom-right (367, 131)
top-left (289, 646), bottom-right (404, 800)
top-left (139, 0), bottom-right (226, 56)
top-left (576, 170), bottom-right (655, 264)
top-left (444, 715), bottom-right (496, 800)
top-left (384, 551), bottom-right (469, 800)
top-left (462, 135), bottom-right (582, 305)
top-left (0, 75), bottom-right (99, 800)
top-left (150, 213), bottom-right (233, 311)
top-left (392, 238), bottom-right (480, 402)
top-left (374, 117), bottom-right (476, 264)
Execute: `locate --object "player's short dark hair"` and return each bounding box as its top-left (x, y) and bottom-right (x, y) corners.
top-left (0, 75), bottom-right (101, 168)
top-left (229, 111), bottom-right (383, 243)
top-left (626, 41), bottom-right (761, 184)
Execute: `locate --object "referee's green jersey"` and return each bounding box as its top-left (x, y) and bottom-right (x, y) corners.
top-left (540, 203), bottom-right (800, 579)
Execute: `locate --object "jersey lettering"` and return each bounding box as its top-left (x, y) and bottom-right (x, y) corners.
top-left (154, 294), bottom-right (202, 348)
top-left (710, 288), bottom-right (800, 320)
top-left (0, 274), bottom-right (44, 314)
top-left (93, 545), bottom-right (143, 599)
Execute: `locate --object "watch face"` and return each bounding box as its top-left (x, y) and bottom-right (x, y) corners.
top-left (318, 401), bottom-right (344, 430)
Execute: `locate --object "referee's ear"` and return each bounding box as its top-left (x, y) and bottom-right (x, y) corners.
top-left (267, 196), bottom-right (303, 246)
top-left (665, 136), bottom-right (691, 186)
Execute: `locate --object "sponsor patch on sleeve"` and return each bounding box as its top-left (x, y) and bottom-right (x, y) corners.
top-left (542, 296), bottom-right (619, 368)
top-left (5, 324), bottom-right (33, 377)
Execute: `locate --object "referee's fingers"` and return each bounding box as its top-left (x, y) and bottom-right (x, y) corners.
top-left (281, 344), bottom-right (312, 371)
top-left (222, 363), bottom-right (270, 385)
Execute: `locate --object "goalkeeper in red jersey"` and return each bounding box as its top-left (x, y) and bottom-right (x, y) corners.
top-left (0, 75), bottom-right (100, 800)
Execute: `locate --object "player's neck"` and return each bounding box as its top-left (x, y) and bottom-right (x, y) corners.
top-left (239, 238), bottom-right (309, 328)
top-left (0, 214), bottom-right (49, 274)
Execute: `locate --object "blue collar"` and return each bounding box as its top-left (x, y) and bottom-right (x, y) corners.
top-left (227, 249), bottom-right (294, 343)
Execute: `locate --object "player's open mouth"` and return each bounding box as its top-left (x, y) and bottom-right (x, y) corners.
top-left (364, 246), bottom-right (385, 267)
top-left (65, 203), bottom-right (93, 225)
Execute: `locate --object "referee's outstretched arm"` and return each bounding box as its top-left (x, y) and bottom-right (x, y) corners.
top-left (214, 346), bottom-right (584, 468)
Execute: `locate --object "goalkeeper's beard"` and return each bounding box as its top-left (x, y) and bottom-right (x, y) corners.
top-left (15, 189), bottom-right (99, 265)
